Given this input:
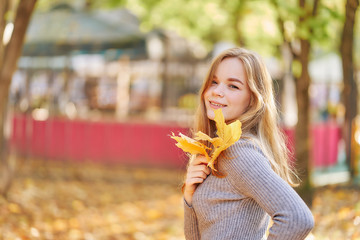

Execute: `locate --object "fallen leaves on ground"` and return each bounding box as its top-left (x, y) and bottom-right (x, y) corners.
top-left (1, 159), bottom-right (185, 240)
top-left (311, 185), bottom-right (360, 240)
top-left (1, 159), bottom-right (360, 239)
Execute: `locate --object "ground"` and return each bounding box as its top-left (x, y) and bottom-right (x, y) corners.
top-left (1, 159), bottom-right (360, 240)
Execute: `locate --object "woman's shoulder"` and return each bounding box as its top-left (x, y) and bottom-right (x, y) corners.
top-left (219, 136), bottom-right (273, 189)
top-left (227, 135), bottom-right (267, 158)
top-left (220, 134), bottom-right (271, 172)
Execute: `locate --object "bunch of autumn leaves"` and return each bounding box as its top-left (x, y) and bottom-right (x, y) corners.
top-left (171, 109), bottom-right (242, 172)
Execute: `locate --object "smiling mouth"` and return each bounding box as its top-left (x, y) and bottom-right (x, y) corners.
top-left (209, 101), bottom-right (227, 108)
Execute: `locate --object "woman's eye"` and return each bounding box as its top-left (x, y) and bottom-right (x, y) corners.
top-left (211, 80), bottom-right (218, 85)
top-left (230, 85), bottom-right (239, 89)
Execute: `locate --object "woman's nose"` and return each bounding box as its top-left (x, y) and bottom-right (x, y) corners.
top-left (213, 84), bottom-right (224, 97)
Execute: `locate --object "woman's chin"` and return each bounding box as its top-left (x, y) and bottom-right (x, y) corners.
top-left (206, 110), bottom-right (215, 121)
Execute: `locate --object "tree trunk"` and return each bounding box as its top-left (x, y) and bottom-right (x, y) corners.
top-left (293, 0), bottom-right (319, 207)
top-left (116, 56), bottom-right (131, 119)
top-left (231, 1), bottom-right (246, 47)
top-left (0, 0), bottom-right (37, 196)
top-left (0, 0), bottom-right (10, 67)
top-left (340, 0), bottom-right (359, 179)
top-left (294, 39), bottom-right (313, 207)
top-left (160, 34), bottom-right (169, 110)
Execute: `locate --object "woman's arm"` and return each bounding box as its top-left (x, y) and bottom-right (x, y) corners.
top-left (223, 141), bottom-right (314, 240)
top-left (183, 155), bottom-right (210, 240)
top-left (184, 200), bottom-right (201, 240)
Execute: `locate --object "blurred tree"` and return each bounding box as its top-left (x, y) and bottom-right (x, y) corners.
top-left (0, 0), bottom-right (37, 197)
top-left (269, 0), bottom-right (344, 206)
top-left (88, 0), bottom-right (250, 50)
top-left (340, 0), bottom-right (359, 180)
top-left (293, 0), bottom-right (319, 206)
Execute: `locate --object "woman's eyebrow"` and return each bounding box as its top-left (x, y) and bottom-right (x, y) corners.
top-left (228, 78), bottom-right (244, 85)
top-left (213, 75), bottom-right (244, 85)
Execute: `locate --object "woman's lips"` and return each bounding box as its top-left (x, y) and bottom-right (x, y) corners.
top-left (209, 101), bottom-right (227, 109)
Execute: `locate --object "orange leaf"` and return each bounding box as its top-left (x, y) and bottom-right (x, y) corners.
top-left (171, 133), bottom-right (210, 161)
top-left (170, 109), bottom-right (242, 172)
top-left (207, 109), bottom-right (242, 170)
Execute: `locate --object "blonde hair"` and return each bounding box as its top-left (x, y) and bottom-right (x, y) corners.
top-left (194, 47), bottom-right (298, 186)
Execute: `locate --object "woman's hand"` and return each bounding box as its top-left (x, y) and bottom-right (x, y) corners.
top-left (184, 155), bottom-right (211, 206)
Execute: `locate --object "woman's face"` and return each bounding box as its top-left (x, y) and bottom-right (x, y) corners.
top-left (204, 57), bottom-right (251, 123)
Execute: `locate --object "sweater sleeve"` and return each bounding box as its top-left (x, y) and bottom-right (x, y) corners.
top-left (222, 141), bottom-right (314, 240)
top-left (184, 199), bottom-right (201, 240)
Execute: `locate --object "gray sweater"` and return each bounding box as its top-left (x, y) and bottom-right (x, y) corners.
top-left (184, 138), bottom-right (314, 240)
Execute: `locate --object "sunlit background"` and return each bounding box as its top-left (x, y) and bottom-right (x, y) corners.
top-left (1, 0), bottom-right (360, 239)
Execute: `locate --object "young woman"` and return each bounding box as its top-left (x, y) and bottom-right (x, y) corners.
top-left (183, 48), bottom-right (314, 240)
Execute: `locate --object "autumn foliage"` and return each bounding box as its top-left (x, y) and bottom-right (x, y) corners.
top-left (1, 159), bottom-right (360, 239)
top-left (171, 109), bottom-right (241, 172)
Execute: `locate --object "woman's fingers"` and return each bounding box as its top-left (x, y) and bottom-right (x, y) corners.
top-left (191, 155), bottom-right (209, 165)
top-left (186, 177), bottom-right (205, 186)
top-left (187, 170), bottom-right (208, 180)
top-left (189, 155), bottom-right (210, 175)
top-left (188, 163), bottom-right (211, 175)
top-left (186, 166), bottom-right (210, 188)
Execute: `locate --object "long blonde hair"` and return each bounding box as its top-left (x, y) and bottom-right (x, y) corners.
top-left (194, 47), bottom-right (298, 186)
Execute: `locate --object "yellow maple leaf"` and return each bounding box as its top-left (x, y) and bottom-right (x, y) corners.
top-left (194, 131), bottom-right (222, 147)
top-left (208, 109), bottom-right (242, 169)
top-left (170, 132), bottom-right (211, 162)
top-left (214, 108), bottom-right (242, 146)
top-left (171, 108), bottom-right (242, 172)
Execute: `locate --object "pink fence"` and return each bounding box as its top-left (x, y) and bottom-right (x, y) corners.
top-left (283, 122), bottom-right (341, 167)
top-left (310, 122), bottom-right (342, 167)
top-left (11, 114), bottom-right (189, 168)
top-left (11, 114), bottom-right (342, 168)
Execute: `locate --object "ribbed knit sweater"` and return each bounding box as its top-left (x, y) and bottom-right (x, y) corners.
top-left (184, 138), bottom-right (314, 240)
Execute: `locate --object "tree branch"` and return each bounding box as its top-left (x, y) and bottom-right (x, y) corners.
top-left (0, 0), bottom-right (10, 68)
top-left (312, 0), bottom-right (320, 16)
top-left (270, 0), bottom-right (298, 60)
top-left (1, 0), bottom-right (37, 85)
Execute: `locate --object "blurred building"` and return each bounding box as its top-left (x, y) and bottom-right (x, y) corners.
top-left (8, 3), bottom-right (208, 167)
top-left (11, 3), bottom-right (208, 126)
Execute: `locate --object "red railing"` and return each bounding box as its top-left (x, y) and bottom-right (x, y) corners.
top-left (11, 114), bottom-right (189, 168)
top-left (11, 114), bottom-right (342, 168)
